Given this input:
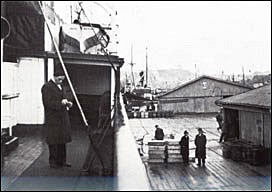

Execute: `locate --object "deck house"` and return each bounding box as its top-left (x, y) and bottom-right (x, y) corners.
top-left (216, 85), bottom-right (271, 163)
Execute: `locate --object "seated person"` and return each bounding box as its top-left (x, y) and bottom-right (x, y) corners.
top-left (154, 125), bottom-right (164, 140)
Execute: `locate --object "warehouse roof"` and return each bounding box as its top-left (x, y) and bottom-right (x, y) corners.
top-left (216, 84), bottom-right (271, 109)
top-left (158, 75), bottom-right (252, 98)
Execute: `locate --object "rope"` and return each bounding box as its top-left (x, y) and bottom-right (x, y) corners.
top-left (39, 1), bottom-right (122, 175)
top-left (78, 2), bottom-right (117, 73)
top-left (39, 1), bottom-right (110, 174)
top-left (84, 107), bottom-right (115, 174)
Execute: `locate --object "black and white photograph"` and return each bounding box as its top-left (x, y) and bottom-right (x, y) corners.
top-left (1, 1), bottom-right (271, 191)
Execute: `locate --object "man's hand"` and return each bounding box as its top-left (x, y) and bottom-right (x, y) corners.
top-left (67, 101), bottom-right (73, 108)
top-left (61, 99), bottom-right (69, 105)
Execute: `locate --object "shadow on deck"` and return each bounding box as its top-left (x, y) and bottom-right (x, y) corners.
top-left (1, 129), bottom-right (117, 191)
top-left (144, 148), bottom-right (271, 191)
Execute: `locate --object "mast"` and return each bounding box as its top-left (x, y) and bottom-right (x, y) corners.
top-left (146, 47), bottom-right (148, 87)
top-left (242, 66), bottom-right (245, 85)
top-left (195, 64), bottom-right (197, 79)
top-left (70, 4), bottom-right (73, 24)
top-left (130, 44), bottom-right (135, 88)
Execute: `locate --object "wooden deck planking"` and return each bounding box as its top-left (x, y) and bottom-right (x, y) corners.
top-left (1, 135), bottom-right (43, 190)
top-left (132, 116), bottom-right (270, 191)
top-left (145, 160), bottom-right (270, 190)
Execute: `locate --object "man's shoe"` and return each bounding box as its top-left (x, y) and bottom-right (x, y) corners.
top-left (80, 168), bottom-right (89, 172)
top-left (62, 163), bottom-right (72, 167)
top-left (197, 163), bottom-right (201, 166)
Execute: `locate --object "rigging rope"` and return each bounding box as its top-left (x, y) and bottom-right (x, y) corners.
top-left (78, 2), bottom-right (117, 73)
top-left (39, 1), bottom-right (123, 175)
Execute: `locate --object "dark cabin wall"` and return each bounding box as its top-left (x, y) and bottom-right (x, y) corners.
top-left (66, 64), bottom-right (111, 96)
top-left (62, 64), bottom-right (111, 128)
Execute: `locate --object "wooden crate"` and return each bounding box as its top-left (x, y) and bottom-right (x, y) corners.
top-left (148, 159), bottom-right (165, 163)
top-left (148, 141), bottom-right (165, 146)
top-left (167, 157), bottom-right (183, 163)
top-left (148, 140), bottom-right (166, 163)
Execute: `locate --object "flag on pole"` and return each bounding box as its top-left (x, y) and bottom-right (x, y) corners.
top-left (59, 23), bottom-right (110, 54)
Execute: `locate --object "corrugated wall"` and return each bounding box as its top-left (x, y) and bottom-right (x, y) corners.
top-left (161, 77), bottom-right (250, 98)
top-left (159, 77), bottom-right (250, 113)
top-left (160, 97), bottom-right (221, 113)
top-left (239, 110), bottom-right (264, 146)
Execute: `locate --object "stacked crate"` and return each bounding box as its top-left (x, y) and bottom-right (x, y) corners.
top-left (148, 140), bottom-right (166, 163)
top-left (165, 140), bottom-right (183, 163)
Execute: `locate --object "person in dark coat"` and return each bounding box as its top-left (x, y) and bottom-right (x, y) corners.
top-left (154, 125), bottom-right (164, 140)
top-left (216, 109), bottom-right (225, 143)
top-left (216, 110), bottom-right (223, 131)
top-left (150, 102), bottom-right (156, 111)
top-left (41, 70), bottom-right (73, 168)
top-left (179, 130), bottom-right (189, 164)
top-left (195, 128), bottom-right (207, 166)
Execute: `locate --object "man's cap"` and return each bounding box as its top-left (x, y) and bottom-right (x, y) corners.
top-left (54, 69), bottom-right (65, 76)
top-left (198, 128), bottom-right (205, 133)
top-left (155, 125), bottom-right (159, 128)
top-left (184, 130), bottom-right (188, 134)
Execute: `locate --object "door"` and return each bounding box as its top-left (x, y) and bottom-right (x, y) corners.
top-left (224, 108), bottom-right (239, 139)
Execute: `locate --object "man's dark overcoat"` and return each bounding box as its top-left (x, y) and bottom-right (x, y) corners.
top-left (179, 136), bottom-right (189, 158)
top-left (155, 128), bottom-right (164, 140)
top-left (195, 134), bottom-right (207, 159)
top-left (41, 80), bottom-right (71, 145)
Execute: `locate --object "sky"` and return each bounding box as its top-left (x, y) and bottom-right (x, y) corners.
top-left (55, 1), bottom-right (271, 76)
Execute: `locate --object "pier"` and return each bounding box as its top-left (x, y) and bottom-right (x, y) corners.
top-left (128, 115), bottom-right (271, 191)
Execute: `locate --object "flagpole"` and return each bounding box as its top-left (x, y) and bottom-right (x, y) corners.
top-left (146, 47), bottom-right (148, 87)
top-left (38, 1), bottom-right (89, 127)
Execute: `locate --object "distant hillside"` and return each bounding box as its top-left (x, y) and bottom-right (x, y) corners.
top-left (121, 68), bottom-right (194, 90)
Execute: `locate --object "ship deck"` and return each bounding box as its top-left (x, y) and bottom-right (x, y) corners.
top-left (1, 114), bottom-right (271, 191)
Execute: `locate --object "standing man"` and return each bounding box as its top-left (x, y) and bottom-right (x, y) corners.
top-left (41, 70), bottom-right (73, 168)
top-left (216, 109), bottom-right (223, 131)
top-left (154, 125), bottom-right (164, 140)
top-left (216, 108), bottom-right (225, 143)
top-left (195, 128), bottom-right (207, 166)
top-left (179, 130), bottom-right (189, 164)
